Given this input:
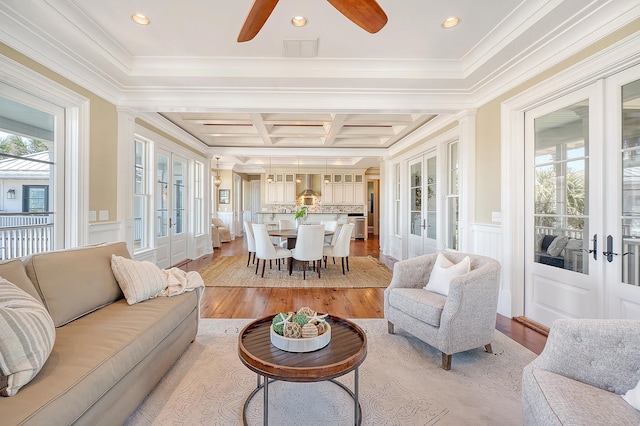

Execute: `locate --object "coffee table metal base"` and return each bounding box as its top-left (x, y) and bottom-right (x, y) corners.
top-left (242, 368), bottom-right (361, 426)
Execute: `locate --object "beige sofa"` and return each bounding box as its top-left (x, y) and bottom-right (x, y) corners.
top-left (0, 242), bottom-right (201, 425)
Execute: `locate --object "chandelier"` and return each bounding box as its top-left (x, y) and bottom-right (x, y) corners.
top-left (214, 157), bottom-right (222, 188)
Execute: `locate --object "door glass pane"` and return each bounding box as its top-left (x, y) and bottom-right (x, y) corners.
top-left (621, 79), bottom-right (640, 285)
top-left (426, 157), bottom-right (437, 239)
top-left (533, 100), bottom-right (589, 274)
top-left (173, 159), bottom-right (185, 235)
top-left (410, 162), bottom-right (422, 236)
top-left (156, 154), bottom-right (169, 238)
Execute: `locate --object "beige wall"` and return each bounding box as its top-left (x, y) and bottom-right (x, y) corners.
top-left (474, 18), bottom-right (640, 223)
top-left (1, 42), bottom-right (119, 222)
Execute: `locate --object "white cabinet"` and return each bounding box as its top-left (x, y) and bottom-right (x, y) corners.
top-left (354, 174), bottom-right (365, 204)
top-left (323, 179), bottom-right (333, 203)
top-left (284, 173), bottom-right (296, 203)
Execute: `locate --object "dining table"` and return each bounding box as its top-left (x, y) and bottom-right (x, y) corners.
top-left (268, 228), bottom-right (334, 249)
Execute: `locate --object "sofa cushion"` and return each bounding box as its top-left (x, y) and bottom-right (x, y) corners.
top-left (424, 252), bottom-right (470, 296)
top-left (1, 290), bottom-right (198, 425)
top-left (388, 288), bottom-right (445, 327)
top-left (0, 259), bottom-right (42, 303)
top-left (23, 242), bottom-right (130, 327)
top-left (111, 255), bottom-right (167, 305)
top-left (527, 369), bottom-right (640, 425)
top-left (0, 278), bottom-right (55, 397)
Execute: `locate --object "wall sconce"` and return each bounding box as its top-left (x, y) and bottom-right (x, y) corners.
top-left (7, 189), bottom-right (16, 199)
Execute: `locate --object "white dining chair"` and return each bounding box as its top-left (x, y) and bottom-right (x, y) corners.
top-left (323, 222), bottom-right (354, 274)
top-left (320, 220), bottom-right (338, 245)
top-left (252, 223), bottom-right (292, 277)
top-left (289, 224), bottom-right (325, 279)
top-left (278, 219), bottom-right (296, 248)
top-left (243, 220), bottom-right (256, 267)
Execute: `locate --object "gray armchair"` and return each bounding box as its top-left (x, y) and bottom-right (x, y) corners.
top-left (384, 252), bottom-right (501, 370)
top-left (522, 319), bottom-right (640, 425)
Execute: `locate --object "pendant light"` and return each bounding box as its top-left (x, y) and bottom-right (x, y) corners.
top-left (296, 156), bottom-right (302, 183)
top-left (214, 157), bottom-right (222, 187)
top-left (267, 157), bottom-right (273, 183)
top-left (324, 157), bottom-right (330, 183)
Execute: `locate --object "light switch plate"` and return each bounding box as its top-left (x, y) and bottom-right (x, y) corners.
top-left (491, 211), bottom-right (502, 223)
top-left (89, 210), bottom-right (96, 221)
top-left (99, 210), bottom-right (109, 221)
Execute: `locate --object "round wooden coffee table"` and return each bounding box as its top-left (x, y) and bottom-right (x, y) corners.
top-left (238, 315), bottom-right (367, 425)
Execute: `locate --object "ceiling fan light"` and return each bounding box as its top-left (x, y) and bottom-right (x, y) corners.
top-left (442, 16), bottom-right (460, 29)
top-left (291, 16), bottom-right (307, 27)
top-left (132, 13), bottom-right (150, 25)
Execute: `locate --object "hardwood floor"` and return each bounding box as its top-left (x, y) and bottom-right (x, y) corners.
top-left (184, 233), bottom-right (547, 355)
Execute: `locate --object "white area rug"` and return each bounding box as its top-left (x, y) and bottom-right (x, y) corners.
top-left (126, 319), bottom-right (537, 426)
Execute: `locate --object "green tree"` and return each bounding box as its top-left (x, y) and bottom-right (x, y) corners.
top-left (0, 134), bottom-right (48, 159)
top-left (535, 167), bottom-right (585, 230)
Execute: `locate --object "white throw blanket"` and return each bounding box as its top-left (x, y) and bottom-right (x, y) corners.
top-left (157, 268), bottom-right (204, 297)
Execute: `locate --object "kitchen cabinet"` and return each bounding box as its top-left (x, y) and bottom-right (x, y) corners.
top-left (266, 173), bottom-right (296, 204)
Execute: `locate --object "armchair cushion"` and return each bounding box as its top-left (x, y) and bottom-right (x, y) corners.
top-left (388, 288), bottom-right (445, 327)
top-left (424, 253), bottom-right (470, 296)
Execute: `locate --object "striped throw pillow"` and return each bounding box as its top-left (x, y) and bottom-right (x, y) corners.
top-left (0, 277), bottom-right (55, 397)
top-left (110, 255), bottom-right (167, 305)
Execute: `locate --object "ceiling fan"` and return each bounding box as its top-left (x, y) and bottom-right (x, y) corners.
top-left (237, 0), bottom-right (388, 42)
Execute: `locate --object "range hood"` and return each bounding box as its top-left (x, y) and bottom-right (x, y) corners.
top-left (297, 174), bottom-right (319, 197)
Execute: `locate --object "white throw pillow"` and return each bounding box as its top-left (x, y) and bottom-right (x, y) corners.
top-left (623, 379), bottom-right (640, 411)
top-left (0, 277), bottom-right (56, 397)
top-left (111, 255), bottom-right (167, 305)
top-left (424, 253), bottom-right (471, 296)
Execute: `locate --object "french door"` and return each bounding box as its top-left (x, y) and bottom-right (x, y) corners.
top-left (605, 65), bottom-right (640, 319)
top-left (524, 65), bottom-right (640, 326)
top-left (155, 150), bottom-right (188, 268)
top-left (408, 152), bottom-right (438, 257)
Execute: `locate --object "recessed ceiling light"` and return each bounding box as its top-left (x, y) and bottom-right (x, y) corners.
top-left (291, 16), bottom-right (307, 27)
top-left (132, 13), bottom-right (150, 25)
top-left (442, 16), bottom-right (460, 29)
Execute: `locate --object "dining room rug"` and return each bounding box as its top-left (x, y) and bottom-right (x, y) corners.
top-left (199, 255), bottom-right (393, 288)
top-left (125, 318), bottom-right (537, 426)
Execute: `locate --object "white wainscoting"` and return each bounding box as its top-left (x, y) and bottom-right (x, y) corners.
top-left (470, 223), bottom-right (511, 317)
top-left (88, 221), bottom-right (122, 246)
top-left (216, 211), bottom-right (234, 239)
top-left (193, 234), bottom-right (213, 259)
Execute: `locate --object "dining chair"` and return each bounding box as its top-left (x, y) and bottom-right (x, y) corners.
top-left (323, 222), bottom-right (354, 274)
top-left (243, 220), bottom-right (256, 267)
top-left (289, 224), bottom-right (325, 279)
top-left (252, 223), bottom-right (292, 277)
top-left (320, 220), bottom-right (338, 245)
top-left (278, 219), bottom-right (296, 248)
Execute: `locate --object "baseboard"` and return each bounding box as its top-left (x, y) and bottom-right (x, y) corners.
top-left (513, 316), bottom-right (550, 336)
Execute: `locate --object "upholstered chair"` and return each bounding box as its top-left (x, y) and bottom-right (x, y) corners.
top-left (251, 224), bottom-right (291, 277)
top-left (384, 252), bottom-right (501, 370)
top-left (278, 219), bottom-right (296, 248)
top-left (290, 224), bottom-right (325, 279)
top-left (243, 220), bottom-right (256, 267)
top-left (522, 319), bottom-right (640, 425)
top-left (323, 223), bottom-right (354, 274)
top-left (211, 217), bottom-right (231, 242)
top-left (320, 220), bottom-right (338, 245)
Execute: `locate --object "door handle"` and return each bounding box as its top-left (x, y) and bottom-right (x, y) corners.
top-left (582, 234), bottom-right (597, 260)
top-left (602, 234), bottom-right (633, 263)
top-left (422, 219), bottom-right (426, 230)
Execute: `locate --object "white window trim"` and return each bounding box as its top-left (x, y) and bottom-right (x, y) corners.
top-left (0, 55), bottom-right (90, 248)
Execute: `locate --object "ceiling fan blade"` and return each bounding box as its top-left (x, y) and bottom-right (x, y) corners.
top-left (237, 0), bottom-right (280, 42)
top-left (326, 0), bottom-right (388, 34)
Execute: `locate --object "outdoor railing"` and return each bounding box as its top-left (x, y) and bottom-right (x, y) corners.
top-left (0, 223), bottom-right (54, 260)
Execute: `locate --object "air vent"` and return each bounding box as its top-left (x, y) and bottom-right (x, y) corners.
top-left (283, 39), bottom-right (318, 58)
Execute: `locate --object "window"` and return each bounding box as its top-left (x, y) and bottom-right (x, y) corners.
top-left (133, 138), bottom-right (151, 251)
top-left (194, 161), bottom-right (204, 235)
top-left (446, 141), bottom-right (460, 250)
top-left (22, 185), bottom-right (49, 212)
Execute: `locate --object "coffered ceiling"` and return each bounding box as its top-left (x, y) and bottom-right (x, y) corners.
top-left (1, 0), bottom-right (638, 171)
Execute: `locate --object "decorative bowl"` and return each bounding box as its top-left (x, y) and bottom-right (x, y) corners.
top-left (270, 323), bottom-right (331, 353)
